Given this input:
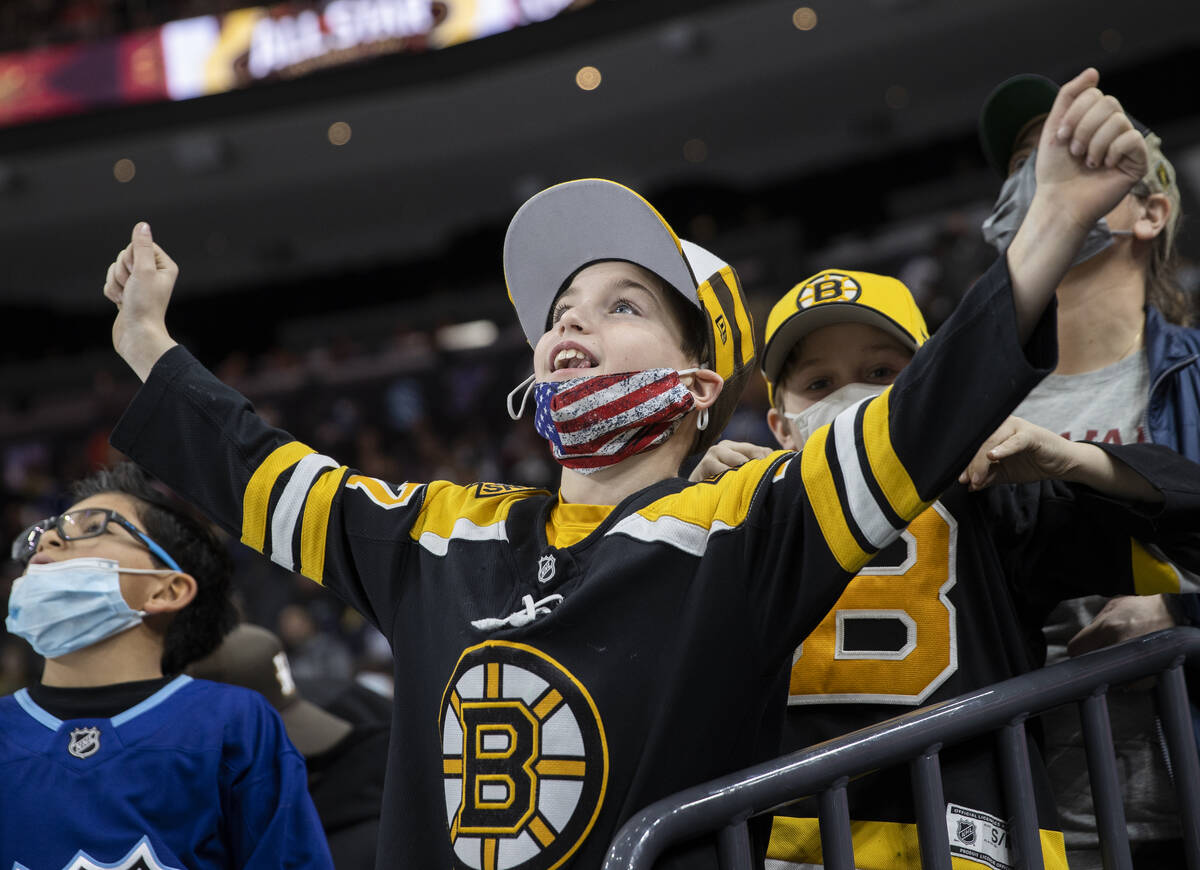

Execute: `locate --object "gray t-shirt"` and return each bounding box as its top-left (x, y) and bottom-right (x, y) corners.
top-left (1015, 350), bottom-right (1179, 866)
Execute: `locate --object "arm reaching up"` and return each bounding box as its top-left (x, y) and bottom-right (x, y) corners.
top-left (1006, 68), bottom-right (1149, 341)
top-left (104, 222), bottom-right (180, 381)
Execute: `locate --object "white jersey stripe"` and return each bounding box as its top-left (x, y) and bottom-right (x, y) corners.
top-left (418, 518), bottom-right (509, 557)
top-left (606, 513), bottom-right (735, 557)
top-left (833, 399), bottom-right (898, 550)
top-left (270, 453), bottom-right (338, 571)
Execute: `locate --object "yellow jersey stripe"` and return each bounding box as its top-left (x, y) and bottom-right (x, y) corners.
top-left (241, 442), bottom-right (315, 552)
top-left (801, 425), bottom-right (868, 572)
top-left (861, 388), bottom-right (926, 520)
top-left (1131, 539), bottom-right (1182, 595)
top-left (298, 465), bottom-right (347, 583)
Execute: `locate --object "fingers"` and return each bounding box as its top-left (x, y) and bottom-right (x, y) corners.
top-left (1066, 620), bottom-right (1108, 657)
top-left (1110, 127), bottom-right (1149, 179)
top-left (103, 262), bottom-right (122, 305)
top-left (1056, 86), bottom-right (1104, 153)
top-left (154, 243), bottom-right (179, 280)
top-left (113, 244), bottom-right (133, 287)
top-left (1071, 94), bottom-right (1129, 166)
top-left (1047, 67), bottom-right (1100, 142)
top-left (130, 221), bottom-right (156, 279)
top-left (959, 419), bottom-right (1017, 487)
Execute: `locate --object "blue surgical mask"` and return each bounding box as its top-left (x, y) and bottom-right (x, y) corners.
top-left (982, 148), bottom-right (1132, 266)
top-left (5, 557), bottom-right (169, 659)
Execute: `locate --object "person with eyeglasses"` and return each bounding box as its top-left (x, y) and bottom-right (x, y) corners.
top-left (0, 463), bottom-right (333, 870)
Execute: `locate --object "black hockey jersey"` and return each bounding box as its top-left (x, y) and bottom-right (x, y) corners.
top-left (112, 258), bottom-right (1055, 868)
top-left (768, 455), bottom-right (1200, 870)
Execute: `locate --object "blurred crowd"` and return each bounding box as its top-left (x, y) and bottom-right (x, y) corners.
top-left (2, 192), bottom-right (1197, 699)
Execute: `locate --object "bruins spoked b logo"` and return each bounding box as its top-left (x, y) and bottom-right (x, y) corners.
top-left (797, 272), bottom-right (861, 309)
top-left (440, 641), bottom-right (608, 870)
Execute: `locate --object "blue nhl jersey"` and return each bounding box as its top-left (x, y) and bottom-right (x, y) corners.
top-left (0, 675), bottom-right (331, 869)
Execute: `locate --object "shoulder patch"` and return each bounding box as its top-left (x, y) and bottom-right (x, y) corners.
top-left (474, 482), bottom-right (544, 498)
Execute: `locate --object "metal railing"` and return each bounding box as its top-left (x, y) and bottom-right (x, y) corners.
top-left (604, 627), bottom-right (1200, 870)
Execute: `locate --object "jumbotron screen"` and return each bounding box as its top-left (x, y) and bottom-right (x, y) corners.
top-left (0, 0), bottom-right (590, 128)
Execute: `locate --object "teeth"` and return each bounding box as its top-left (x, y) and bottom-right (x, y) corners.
top-left (554, 348), bottom-right (592, 370)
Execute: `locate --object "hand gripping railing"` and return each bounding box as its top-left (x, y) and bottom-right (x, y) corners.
top-left (604, 627), bottom-right (1200, 870)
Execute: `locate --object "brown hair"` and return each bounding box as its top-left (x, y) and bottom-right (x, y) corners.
top-left (1136, 183), bottom-right (1192, 326)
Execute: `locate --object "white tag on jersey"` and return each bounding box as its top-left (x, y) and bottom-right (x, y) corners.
top-left (946, 803), bottom-right (1012, 870)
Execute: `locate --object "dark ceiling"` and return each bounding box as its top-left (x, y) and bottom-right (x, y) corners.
top-left (1, 0), bottom-right (1198, 321)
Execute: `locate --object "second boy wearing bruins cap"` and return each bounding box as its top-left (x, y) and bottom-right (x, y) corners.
top-left (756, 269), bottom-right (1200, 870)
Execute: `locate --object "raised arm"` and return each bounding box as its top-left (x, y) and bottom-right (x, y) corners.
top-left (1005, 68), bottom-right (1148, 341)
top-left (104, 222), bottom-right (179, 381)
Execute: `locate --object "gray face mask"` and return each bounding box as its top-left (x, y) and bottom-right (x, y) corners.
top-left (981, 148), bottom-right (1132, 266)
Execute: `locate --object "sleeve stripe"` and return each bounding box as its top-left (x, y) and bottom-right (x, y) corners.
top-left (241, 441), bottom-right (316, 552)
top-left (299, 466), bottom-right (348, 583)
top-left (833, 399), bottom-right (902, 549)
top-left (853, 402), bottom-right (905, 530)
top-left (271, 453), bottom-right (338, 571)
top-left (800, 424), bottom-right (869, 572)
top-left (825, 421), bottom-right (875, 557)
top-left (861, 387), bottom-right (927, 520)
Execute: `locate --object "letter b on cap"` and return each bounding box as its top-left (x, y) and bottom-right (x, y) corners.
top-left (798, 272), bottom-right (861, 310)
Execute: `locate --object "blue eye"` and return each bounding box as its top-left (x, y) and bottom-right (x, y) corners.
top-left (612, 298), bottom-right (636, 315)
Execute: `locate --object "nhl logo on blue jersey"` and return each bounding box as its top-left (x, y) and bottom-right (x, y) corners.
top-left (67, 726), bottom-right (101, 759)
top-left (439, 640), bottom-right (608, 869)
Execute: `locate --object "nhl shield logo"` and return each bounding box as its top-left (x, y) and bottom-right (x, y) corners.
top-left (68, 726), bottom-right (101, 759)
top-left (537, 553), bottom-right (556, 584)
top-left (957, 819), bottom-right (977, 845)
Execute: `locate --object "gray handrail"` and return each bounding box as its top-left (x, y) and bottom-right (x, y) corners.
top-left (604, 627), bottom-right (1200, 870)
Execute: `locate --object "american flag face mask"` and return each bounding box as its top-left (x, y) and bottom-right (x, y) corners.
top-left (507, 368), bottom-right (702, 474)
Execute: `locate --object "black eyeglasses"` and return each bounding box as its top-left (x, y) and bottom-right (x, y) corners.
top-left (10, 508), bottom-right (181, 572)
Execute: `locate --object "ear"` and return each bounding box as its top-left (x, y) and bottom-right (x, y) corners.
top-left (1132, 192), bottom-right (1170, 242)
top-left (685, 368), bottom-right (724, 410)
top-left (766, 407), bottom-right (799, 451)
top-left (142, 572), bottom-right (198, 616)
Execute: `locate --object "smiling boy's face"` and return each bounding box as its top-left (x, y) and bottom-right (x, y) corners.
top-left (532, 261), bottom-right (698, 382)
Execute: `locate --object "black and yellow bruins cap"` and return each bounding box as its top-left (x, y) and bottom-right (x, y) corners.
top-left (502, 178), bottom-right (755, 392)
top-left (762, 269), bottom-right (929, 405)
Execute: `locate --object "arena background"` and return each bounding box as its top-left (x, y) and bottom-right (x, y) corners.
top-left (2, 0), bottom-right (1199, 699)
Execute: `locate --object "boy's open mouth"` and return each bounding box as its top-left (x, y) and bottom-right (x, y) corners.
top-left (551, 343), bottom-right (598, 373)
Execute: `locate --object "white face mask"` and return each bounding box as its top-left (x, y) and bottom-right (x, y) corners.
top-left (783, 382), bottom-right (887, 448)
top-left (5, 557), bottom-right (170, 659)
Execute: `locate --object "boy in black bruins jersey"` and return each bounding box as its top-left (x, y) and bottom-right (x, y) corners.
top-left (101, 70), bottom-right (1172, 868)
top-left (694, 267), bottom-right (1200, 870)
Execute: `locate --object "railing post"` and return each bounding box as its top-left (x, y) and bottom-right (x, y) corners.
top-left (997, 718), bottom-right (1044, 870)
top-left (910, 747), bottom-right (952, 870)
top-left (818, 778), bottom-right (856, 870)
top-left (1155, 664), bottom-right (1200, 868)
top-left (1079, 690), bottom-right (1132, 870)
top-left (716, 821), bottom-right (753, 870)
